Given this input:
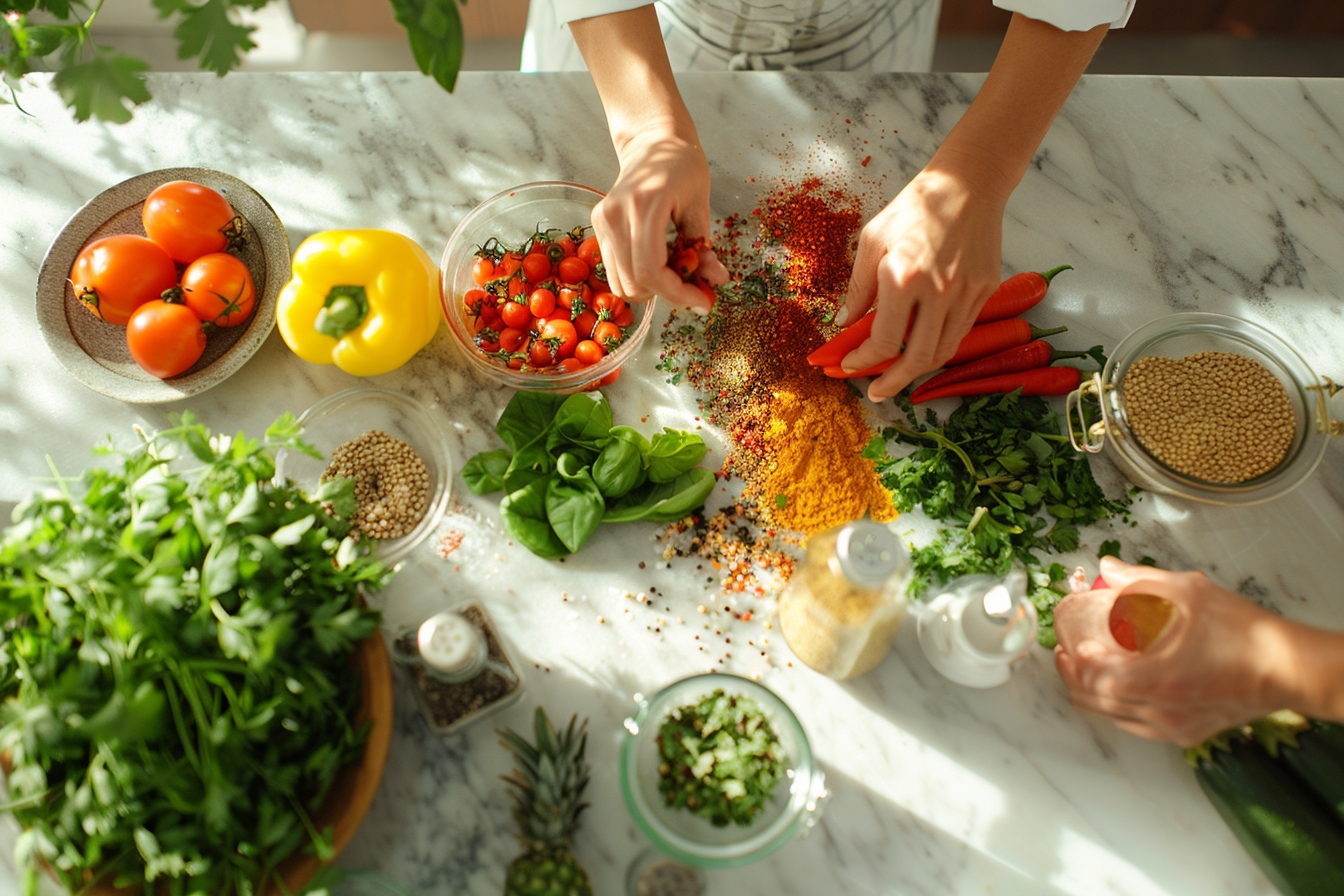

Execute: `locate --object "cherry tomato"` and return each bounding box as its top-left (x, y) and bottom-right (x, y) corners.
top-left (557, 256), bottom-right (589, 285)
top-left (598, 367), bottom-right (622, 387)
top-left (141, 181), bottom-right (237, 264)
top-left (499, 301), bottom-right (532, 330)
top-left (499, 327), bottom-right (528, 353)
top-left (507, 275), bottom-right (527, 299)
top-left (593, 321), bottom-right (623, 351)
top-left (593, 292), bottom-right (627, 318)
top-left (471, 255), bottom-right (496, 286)
top-left (528, 288), bottom-right (557, 319)
top-left (69, 234), bottom-right (179, 326)
top-left (551, 233), bottom-right (577, 258)
top-left (574, 339), bottom-right (605, 366)
top-left (577, 236), bottom-right (602, 268)
top-left (526, 238), bottom-right (550, 256)
top-left (572, 309), bottom-right (599, 339)
top-left (507, 356), bottom-right (526, 370)
top-left (478, 301), bottom-right (503, 326)
top-left (463, 288), bottom-right (490, 317)
top-left (612, 305), bottom-right (635, 328)
top-left (126, 300), bottom-right (206, 378)
top-left (497, 252), bottom-right (524, 278)
top-left (529, 338), bottom-right (557, 368)
top-left (670, 245), bottom-right (700, 279)
top-left (474, 324), bottom-right (501, 353)
top-left (179, 252), bottom-right (255, 327)
top-left (521, 252), bottom-right (552, 284)
top-left (555, 357), bottom-right (585, 374)
top-left (540, 318), bottom-right (578, 358)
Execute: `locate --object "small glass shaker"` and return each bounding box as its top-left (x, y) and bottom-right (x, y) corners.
top-left (916, 569), bottom-right (1037, 688)
top-left (777, 520), bottom-right (911, 680)
top-left (391, 602), bottom-right (524, 736)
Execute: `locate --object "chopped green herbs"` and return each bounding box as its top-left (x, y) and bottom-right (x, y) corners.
top-left (870, 390), bottom-right (1130, 645)
top-left (656, 689), bottom-right (787, 828)
top-left (0, 412), bottom-right (387, 896)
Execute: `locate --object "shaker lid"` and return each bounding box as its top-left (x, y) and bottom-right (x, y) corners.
top-left (836, 521), bottom-right (908, 588)
top-left (418, 610), bottom-right (483, 675)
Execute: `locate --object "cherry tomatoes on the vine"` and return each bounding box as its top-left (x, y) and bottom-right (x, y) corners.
top-left (69, 234), bottom-right (179, 326)
top-left (540, 318), bottom-right (578, 358)
top-left (141, 181), bottom-right (237, 264)
top-left (593, 320), bottom-right (623, 351)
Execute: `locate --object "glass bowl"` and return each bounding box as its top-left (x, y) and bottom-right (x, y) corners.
top-left (619, 673), bottom-right (828, 869)
top-left (439, 181), bottom-right (654, 393)
top-left (275, 387), bottom-right (453, 565)
top-left (1066, 312), bottom-right (1341, 506)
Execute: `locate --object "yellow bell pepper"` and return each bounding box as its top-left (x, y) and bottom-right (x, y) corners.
top-left (276, 229), bottom-right (441, 377)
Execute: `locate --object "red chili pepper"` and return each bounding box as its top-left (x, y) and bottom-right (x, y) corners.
top-left (822, 320), bottom-right (1067, 379)
top-left (910, 366), bottom-right (1082, 403)
top-left (910, 340), bottom-right (1103, 402)
top-left (975, 264), bottom-right (1072, 324)
top-left (806, 311), bottom-right (876, 367)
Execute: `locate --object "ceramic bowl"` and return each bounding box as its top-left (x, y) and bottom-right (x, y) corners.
top-left (439, 181), bottom-right (653, 393)
top-left (35, 167), bottom-right (289, 404)
top-left (619, 673), bottom-right (828, 869)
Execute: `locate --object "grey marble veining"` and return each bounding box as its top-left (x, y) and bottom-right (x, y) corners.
top-left (2, 71), bottom-right (1344, 896)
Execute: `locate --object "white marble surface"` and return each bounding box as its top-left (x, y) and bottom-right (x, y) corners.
top-left (2, 71), bottom-right (1344, 896)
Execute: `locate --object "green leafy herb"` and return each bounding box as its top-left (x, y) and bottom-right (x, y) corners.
top-left (1098, 539), bottom-right (1122, 559)
top-left (656, 689), bottom-right (787, 828)
top-left (0, 412), bottom-right (388, 896)
top-left (775, 494), bottom-right (788, 510)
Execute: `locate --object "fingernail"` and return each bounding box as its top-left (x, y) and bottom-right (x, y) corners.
top-left (833, 306), bottom-right (850, 326)
top-left (691, 304), bottom-right (709, 317)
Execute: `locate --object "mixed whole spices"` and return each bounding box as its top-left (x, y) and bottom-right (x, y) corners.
top-left (0, 412), bottom-right (387, 896)
top-left (656, 689), bottom-right (787, 828)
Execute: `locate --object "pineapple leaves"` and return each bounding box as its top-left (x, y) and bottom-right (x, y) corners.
top-left (497, 707), bottom-right (592, 862)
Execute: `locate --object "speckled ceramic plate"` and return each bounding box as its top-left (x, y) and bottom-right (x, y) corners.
top-left (36, 168), bottom-right (290, 404)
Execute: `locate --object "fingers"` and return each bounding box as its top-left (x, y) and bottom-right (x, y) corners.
top-left (866, 291), bottom-right (946, 401)
top-left (1099, 555), bottom-right (1180, 589)
top-left (842, 230), bottom-right (883, 325)
top-left (1053, 592), bottom-right (1115, 654)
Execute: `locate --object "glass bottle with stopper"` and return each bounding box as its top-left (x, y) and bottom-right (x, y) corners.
top-left (917, 569), bottom-right (1037, 688)
top-left (778, 520), bottom-right (911, 680)
top-left (391, 602), bottom-right (524, 736)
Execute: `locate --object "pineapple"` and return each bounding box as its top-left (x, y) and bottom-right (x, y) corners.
top-left (499, 707), bottom-right (593, 896)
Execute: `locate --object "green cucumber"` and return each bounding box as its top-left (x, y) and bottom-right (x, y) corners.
top-left (1277, 721), bottom-right (1344, 826)
top-left (1191, 737), bottom-right (1344, 896)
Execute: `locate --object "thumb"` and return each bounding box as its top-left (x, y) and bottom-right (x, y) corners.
top-left (1098, 556), bottom-right (1175, 590)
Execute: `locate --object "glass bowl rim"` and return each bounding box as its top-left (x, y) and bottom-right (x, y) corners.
top-left (439, 181), bottom-right (655, 393)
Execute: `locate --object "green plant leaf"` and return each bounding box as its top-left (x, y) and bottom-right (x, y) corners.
top-left (552, 391), bottom-right (613, 449)
top-left (499, 478), bottom-right (569, 559)
top-left (462, 448), bottom-right (511, 495)
top-left (387, 0), bottom-right (464, 93)
top-left (591, 436), bottom-right (644, 499)
top-left (153, 0), bottom-right (258, 75)
top-left (646, 429), bottom-right (708, 483)
top-left (545, 470), bottom-right (605, 553)
top-left (495, 391), bottom-right (565, 454)
top-left (51, 48), bottom-right (151, 123)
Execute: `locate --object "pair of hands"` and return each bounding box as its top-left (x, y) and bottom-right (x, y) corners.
top-left (1054, 556), bottom-right (1304, 748)
top-left (593, 127), bottom-right (1005, 401)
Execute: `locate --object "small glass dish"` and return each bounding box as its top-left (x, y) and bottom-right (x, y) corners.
top-left (619, 673), bottom-right (828, 869)
top-left (275, 387), bottom-right (453, 565)
top-left (439, 181), bottom-right (654, 393)
top-left (1067, 312), bottom-right (1341, 506)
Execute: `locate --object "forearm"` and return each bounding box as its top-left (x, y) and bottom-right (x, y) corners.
top-left (1270, 618), bottom-right (1344, 723)
top-left (569, 6), bottom-right (698, 156)
top-left (930, 13), bottom-right (1108, 205)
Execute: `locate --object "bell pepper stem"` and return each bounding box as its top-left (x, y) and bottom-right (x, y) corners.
top-left (314, 285), bottom-right (370, 338)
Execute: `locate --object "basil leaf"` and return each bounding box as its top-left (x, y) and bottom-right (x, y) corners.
top-left (642, 468), bottom-right (716, 522)
top-left (551, 392), bottom-right (613, 449)
top-left (545, 471), bottom-right (605, 553)
top-left (495, 391), bottom-right (566, 453)
top-left (500, 478), bottom-right (569, 559)
top-left (591, 437), bottom-right (644, 499)
top-left (647, 429), bottom-right (708, 483)
top-left (555, 451), bottom-right (592, 482)
top-left (462, 448), bottom-right (512, 495)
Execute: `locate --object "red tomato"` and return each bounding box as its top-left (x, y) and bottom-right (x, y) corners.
top-left (499, 301), bottom-right (532, 330)
top-left (478, 301), bottom-right (502, 326)
top-left (179, 252), bottom-right (255, 327)
top-left (521, 252), bottom-right (552, 284)
top-left (574, 339), bottom-right (605, 366)
top-left (598, 367), bottom-right (622, 387)
top-left (592, 292), bottom-right (626, 318)
top-left (141, 181), bottom-right (238, 264)
top-left (557, 256), bottom-right (589, 285)
top-left (577, 236), bottom-right (602, 268)
top-left (555, 357), bottom-right (585, 374)
top-left (540, 318), bottom-right (578, 358)
top-left (499, 327), bottom-right (528, 353)
top-left (506, 275), bottom-right (527, 299)
top-left (551, 233), bottom-right (577, 258)
top-left (471, 255), bottom-right (496, 286)
top-left (529, 338), bottom-right (557, 368)
top-left (474, 324), bottom-right (501, 353)
top-left (593, 320), bottom-right (623, 351)
top-left (572, 309), bottom-right (598, 339)
top-left (126, 300), bottom-right (206, 378)
top-left (526, 238), bottom-right (550, 256)
top-left (463, 287), bottom-right (490, 317)
top-left (507, 356), bottom-right (526, 370)
top-left (69, 234), bottom-right (178, 326)
top-left (528, 288), bottom-right (557, 319)
top-left (497, 252), bottom-right (524, 278)
top-left (612, 305), bottom-right (635, 328)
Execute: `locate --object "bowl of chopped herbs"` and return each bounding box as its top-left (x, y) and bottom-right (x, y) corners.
top-left (619, 674), bottom-right (827, 868)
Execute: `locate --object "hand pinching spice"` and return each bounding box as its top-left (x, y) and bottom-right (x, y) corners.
top-left (1122, 351), bottom-right (1295, 483)
top-left (322, 429), bottom-right (430, 539)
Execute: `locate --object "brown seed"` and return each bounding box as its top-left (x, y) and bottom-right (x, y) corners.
top-left (321, 429), bottom-right (431, 539)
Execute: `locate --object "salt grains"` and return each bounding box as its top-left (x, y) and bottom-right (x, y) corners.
top-left (1121, 351), bottom-right (1295, 483)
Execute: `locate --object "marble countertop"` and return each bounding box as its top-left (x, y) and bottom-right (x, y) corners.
top-left (2, 70), bottom-right (1343, 896)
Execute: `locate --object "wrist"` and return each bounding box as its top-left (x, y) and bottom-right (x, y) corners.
top-left (611, 111), bottom-right (700, 163)
top-left (1263, 616), bottom-right (1344, 723)
top-left (920, 144), bottom-right (1016, 211)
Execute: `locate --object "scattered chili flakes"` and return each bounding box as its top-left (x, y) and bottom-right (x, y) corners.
top-left (436, 529), bottom-right (465, 558)
top-left (861, 155), bottom-right (872, 167)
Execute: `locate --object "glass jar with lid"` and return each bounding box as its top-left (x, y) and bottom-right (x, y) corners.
top-left (777, 520), bottom-right (911, 680)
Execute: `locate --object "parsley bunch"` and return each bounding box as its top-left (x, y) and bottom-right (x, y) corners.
top-left (0, 412), bottom-right (388, 896)
top-left (867, 390), bottom-right (1130, 645)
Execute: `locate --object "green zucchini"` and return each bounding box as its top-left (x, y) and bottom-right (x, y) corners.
top-left (1275, 721), bottom-right (1344, 826)
top-left (1191, 736), bottom-right (1344, 896)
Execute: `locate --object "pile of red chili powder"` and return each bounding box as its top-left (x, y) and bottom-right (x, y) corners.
top-left (658, 177), bottom-right (897, 537)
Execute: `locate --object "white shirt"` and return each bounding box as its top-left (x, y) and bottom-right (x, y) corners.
top-left (523, 0), bottom-right (1135, 72)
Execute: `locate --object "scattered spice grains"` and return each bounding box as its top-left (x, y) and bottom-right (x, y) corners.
top-left (436, 529), bottom-right (465, 558)
top-left (322, 430), bottom-right (430, 539)
top-left (659, 501), bottom-right (796, 597)
top-left (1122, 351), bottom-right (1295, 482)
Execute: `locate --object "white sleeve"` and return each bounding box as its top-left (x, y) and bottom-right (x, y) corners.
top-left (992, 0), bottom-right (1136, 31)
top-left (550, 0), bottom-right (656, 24)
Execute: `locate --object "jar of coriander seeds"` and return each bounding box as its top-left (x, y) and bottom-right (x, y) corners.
top-left (1066, 312), bottom-right (1341, 506)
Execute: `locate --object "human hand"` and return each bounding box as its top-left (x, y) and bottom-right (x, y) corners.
top-left (1053, 556), bottom-right (1299, 747)
top-left (591, 123), bottom-right (728, 314)
top-left (837, 163), bottom-right (1005, 402)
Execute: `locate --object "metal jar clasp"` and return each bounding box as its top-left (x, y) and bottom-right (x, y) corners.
top-left (1066, 372), bottom-right (1108, 453)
